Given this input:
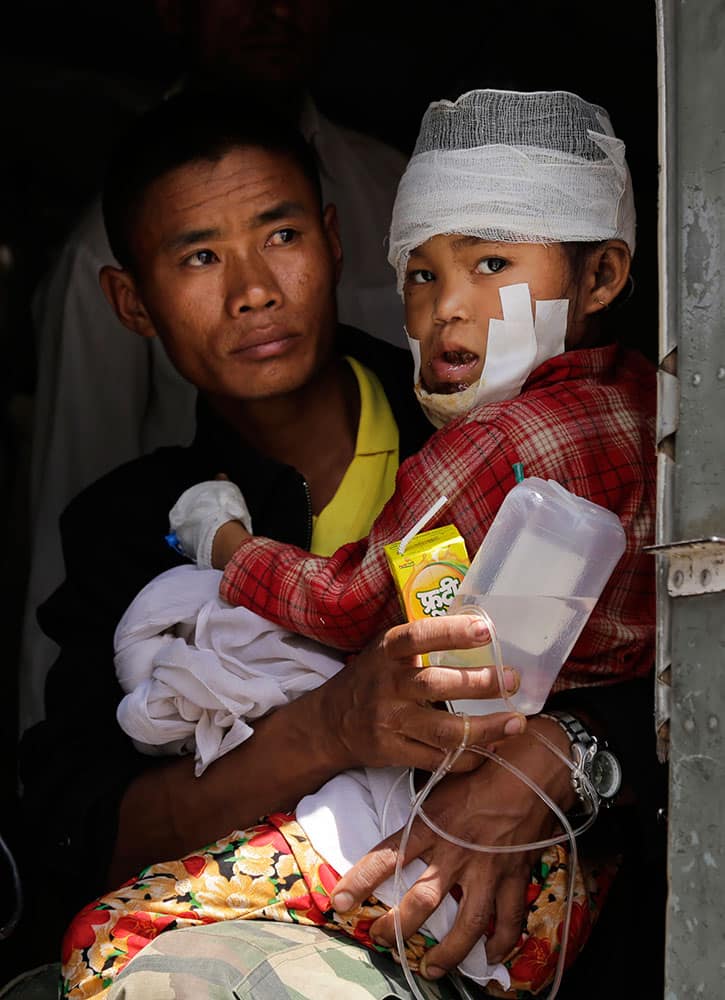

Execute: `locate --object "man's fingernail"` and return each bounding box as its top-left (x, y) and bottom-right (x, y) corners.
top-left (503, 668), bottom-right (518, 692)
top-left (471, 619), bottom-right (490, 639)
top-left (504, 715), bottom-right (525, 735)
top-left (421, 961), bottom-right (445, 980)
top-left (331, 891), bottom-right (354, 912)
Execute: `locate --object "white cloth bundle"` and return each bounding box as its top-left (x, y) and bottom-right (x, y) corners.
top-left (114, 565), bottom-right (344, 775)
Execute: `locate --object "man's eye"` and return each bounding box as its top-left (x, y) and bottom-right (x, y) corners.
top-left (406, 269), bottom-right (435, 285)
top-left (184, 249), bottom-right (217, 267)
top-left (268, 228), bottom-right (297, 245)
top-left (476, 257), bottom-right (507, 275)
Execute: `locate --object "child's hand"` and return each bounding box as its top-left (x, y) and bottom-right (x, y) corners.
top-left (168, 480), bottom-right (252, 568)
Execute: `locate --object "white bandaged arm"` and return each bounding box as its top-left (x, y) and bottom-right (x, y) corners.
top-left (169, 480), bottom-right (252, 569)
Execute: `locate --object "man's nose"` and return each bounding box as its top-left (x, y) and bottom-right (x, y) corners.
top-left (225, 256), bottom-right (282, 316)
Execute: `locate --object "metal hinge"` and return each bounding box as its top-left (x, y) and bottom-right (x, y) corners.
top-left (645, 537), bottom-right (725, 596)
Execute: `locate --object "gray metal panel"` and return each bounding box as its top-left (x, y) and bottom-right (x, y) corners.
top-left (659, 0), bottom-right (725, 995)
top-left (654, 0), bottom-right (677, 762)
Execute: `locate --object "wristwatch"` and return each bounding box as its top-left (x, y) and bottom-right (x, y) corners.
top-left (541, 710), bottom-right (622, 810)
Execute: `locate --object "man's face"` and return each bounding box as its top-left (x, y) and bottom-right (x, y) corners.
top-left (404, 235), bottom-right (574, 394)
top-left (128, 146), bottom-right (342, 404)
top-left (158, 0), bottom-right (335, 85)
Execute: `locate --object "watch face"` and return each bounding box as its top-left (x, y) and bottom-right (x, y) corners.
top-left (591, 750), bottom-right (622, 799)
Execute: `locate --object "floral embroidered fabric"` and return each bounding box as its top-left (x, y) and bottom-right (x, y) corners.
top-left (62, 812), bottom-right (617, 998)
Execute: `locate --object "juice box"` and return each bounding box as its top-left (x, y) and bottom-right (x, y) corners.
top-left (384, 524), bottom-right (469, 624)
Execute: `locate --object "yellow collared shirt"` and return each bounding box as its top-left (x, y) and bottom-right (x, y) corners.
top-left (310, 356), bottom-right (399, 556)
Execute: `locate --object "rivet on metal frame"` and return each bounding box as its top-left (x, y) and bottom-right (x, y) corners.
top-left (644, 537), bottom-right (725, 597)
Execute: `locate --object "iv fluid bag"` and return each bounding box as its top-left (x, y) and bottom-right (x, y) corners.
top-left (430, 478), bottom-right (626, 716)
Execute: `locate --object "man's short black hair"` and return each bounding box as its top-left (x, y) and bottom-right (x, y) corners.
top-left (102, 91), bottom-right (324, 270)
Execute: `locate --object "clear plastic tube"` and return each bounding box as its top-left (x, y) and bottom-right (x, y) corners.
top-left (389, 606), bottom-right (598, 1000)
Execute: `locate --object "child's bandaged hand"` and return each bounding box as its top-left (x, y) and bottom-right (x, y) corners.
top-left (169, 480), bottom-right (252, 568)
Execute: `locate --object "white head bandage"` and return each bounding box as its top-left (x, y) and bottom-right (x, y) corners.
top-left (389, 88), bottom-right (636, 293)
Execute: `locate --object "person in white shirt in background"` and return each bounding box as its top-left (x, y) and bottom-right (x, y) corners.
top-left (21, 0), bottom-right (407, 734)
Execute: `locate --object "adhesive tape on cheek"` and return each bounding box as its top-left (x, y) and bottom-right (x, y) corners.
top-left (405, 328), bottom-right (422, 385)
top-left (476, 319), bottom-right (537, 405)
top-left (475, 284), bottom-right (569, 406)
top-left (475, 283), bottom-right (538, 406)
top-left (533, 298), bottom-right (568, 368)
top-left (499, 281), bottom-right (534, 326)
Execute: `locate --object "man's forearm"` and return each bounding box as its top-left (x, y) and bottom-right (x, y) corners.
top-left (108, 682), bottom-right (343, 887)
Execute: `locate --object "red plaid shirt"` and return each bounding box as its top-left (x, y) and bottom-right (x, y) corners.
top-left (222, 344), bottom-right (656, 691)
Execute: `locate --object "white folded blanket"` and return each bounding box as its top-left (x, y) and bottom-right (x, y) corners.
top-left (114, 565), bottom-right (344, 775)
top-left (113, 564), bottom-right (508, 989)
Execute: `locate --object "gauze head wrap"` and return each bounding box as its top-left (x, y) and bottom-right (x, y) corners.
top-left (388, 88), bottom-right (636, 292)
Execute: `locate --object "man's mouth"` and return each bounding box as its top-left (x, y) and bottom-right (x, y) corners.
top-left (230, 328), bottom-right (300, 361)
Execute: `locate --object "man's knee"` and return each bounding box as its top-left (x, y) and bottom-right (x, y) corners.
top-left (107, 920), bottom-right (460, 1000)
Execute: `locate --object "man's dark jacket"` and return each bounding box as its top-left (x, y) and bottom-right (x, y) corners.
top-left (18, 326), bottom-right (432, 913)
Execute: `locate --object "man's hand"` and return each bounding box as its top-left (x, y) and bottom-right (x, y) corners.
top-left (319, 615), bottom-right (526, 774)
top-left (330, 715), bottom-right (575, 978)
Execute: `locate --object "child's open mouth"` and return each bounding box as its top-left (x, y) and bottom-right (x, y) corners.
top-left (428, 350), bottom-right (480, 392)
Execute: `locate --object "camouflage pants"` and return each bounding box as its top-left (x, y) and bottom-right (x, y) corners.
top-left (106, 920), bottom-right (485, 1000)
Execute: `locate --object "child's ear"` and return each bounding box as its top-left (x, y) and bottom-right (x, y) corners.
top-left (580, 240), bottom-right (632, 316)
top-left (99, 266), bottom-right (158, 340)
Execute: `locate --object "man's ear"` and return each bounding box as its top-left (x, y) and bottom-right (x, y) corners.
top-left (579, 240), bottom-right (632, 316)
top-left (322, 203), bottom-right (344, 284)
top-left (99, 266), bottom-right (158, 340)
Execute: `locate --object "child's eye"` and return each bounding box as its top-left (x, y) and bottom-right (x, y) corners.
top-left (268, 228), bottom-right (298, 246)
top-left (476, 257), bottom-right (507, 275)
top-left (406, 269), bottom-right (435, 285)
top-left (184, 249), bottom-right (218, 267)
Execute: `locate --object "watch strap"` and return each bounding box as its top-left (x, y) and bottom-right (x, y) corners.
top-left (539, 710), bottom-right (599, 810)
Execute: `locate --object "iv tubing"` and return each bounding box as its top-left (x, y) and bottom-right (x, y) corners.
top-left (388, 606), bottom-right (599, 1000)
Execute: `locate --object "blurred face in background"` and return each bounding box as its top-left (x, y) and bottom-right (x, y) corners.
top-left (156, 0), bottom-right (337, 87)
